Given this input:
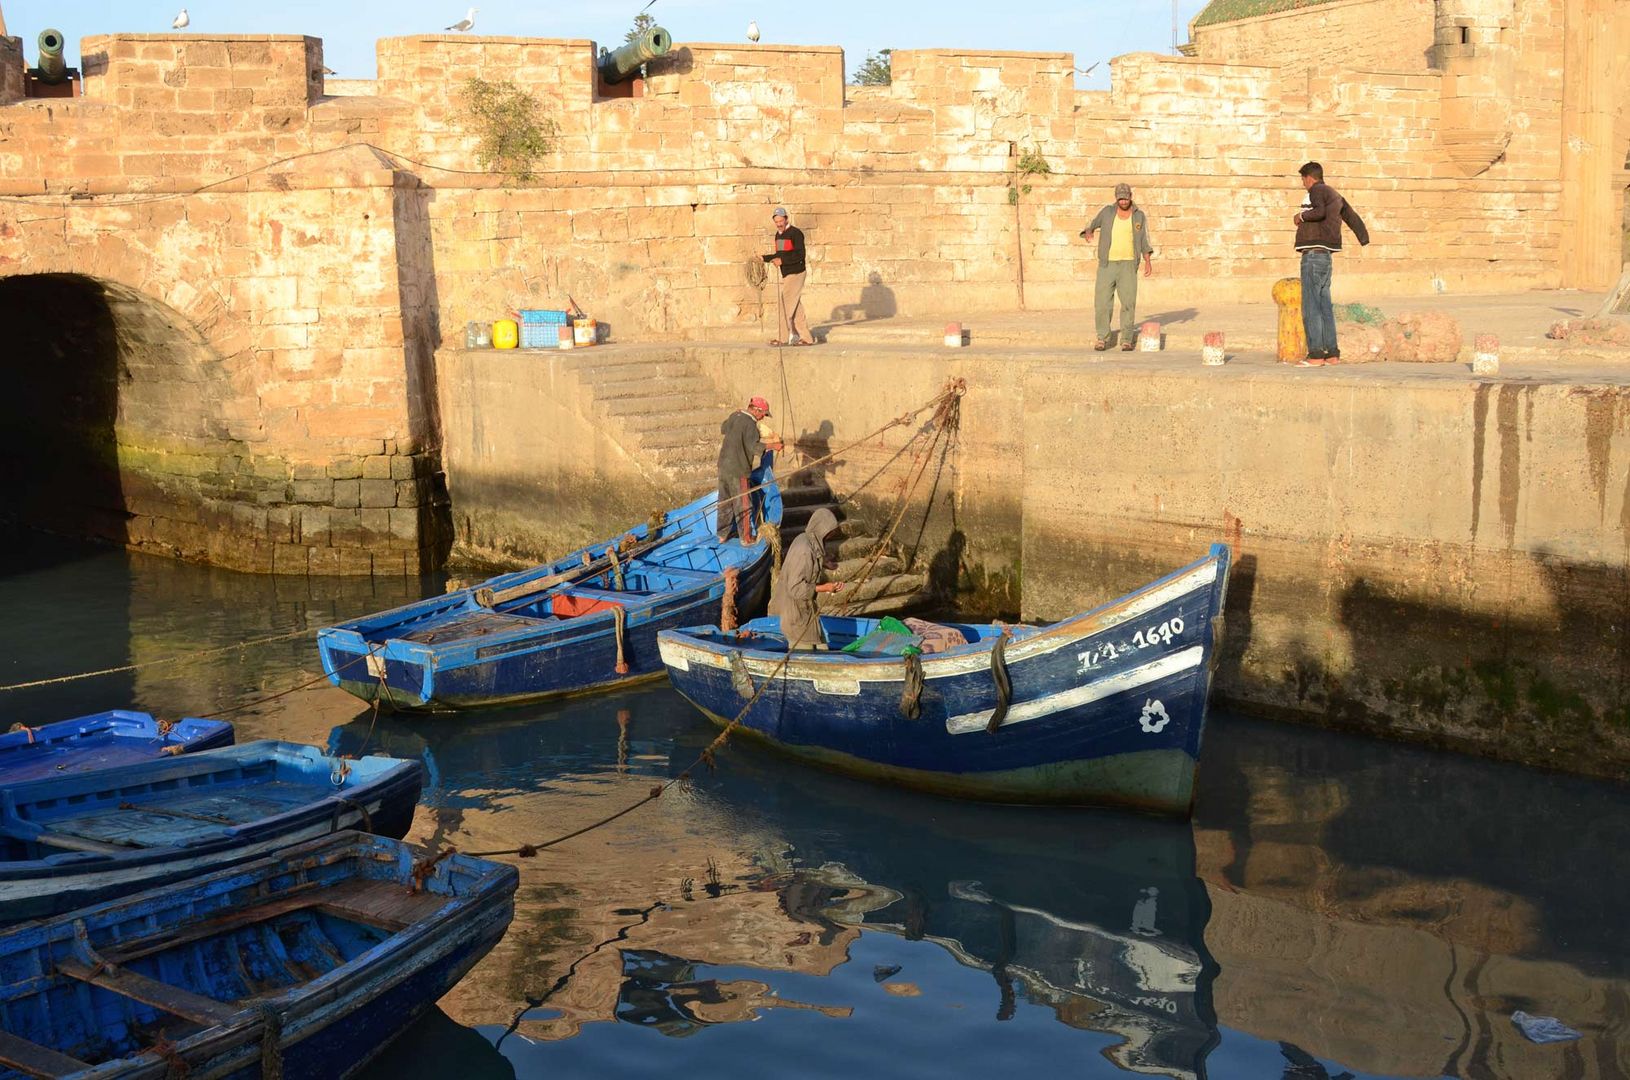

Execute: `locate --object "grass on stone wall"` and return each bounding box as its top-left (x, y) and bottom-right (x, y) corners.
top-left (1193, 0), bottom-right (1341, 28)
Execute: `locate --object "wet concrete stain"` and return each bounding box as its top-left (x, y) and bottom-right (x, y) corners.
top-left (1470, 383), bottom-right (1491, 541)
top-left (1583, 390), bottom-right (1617, 518)
top-left (1495, 386), bottom-right (1530, 549)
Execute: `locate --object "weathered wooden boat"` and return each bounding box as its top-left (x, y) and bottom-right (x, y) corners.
top-left (316, 470), bottom-right (782, 710)
top-left (0, 710), bottom-right (233, 784)
top-left (0, 740), bottom-right (423, 923)
top-left (0, 831), bottom-right (517, 1080)
top-left (657, 544), bottom-right (1231, 815)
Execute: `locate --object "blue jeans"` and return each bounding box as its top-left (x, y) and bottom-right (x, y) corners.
top-left (1300, 249), bottom-right (1336, 356)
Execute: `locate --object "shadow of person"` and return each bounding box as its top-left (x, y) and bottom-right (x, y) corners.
top-left (821, 272), bottom-right (898, 335)
top-left (793, 420), bottom-right (837, 487)
top-left (927, 529), bottom-right (967, 604)
top-left (1144, 307), bottom-right (1199, 326)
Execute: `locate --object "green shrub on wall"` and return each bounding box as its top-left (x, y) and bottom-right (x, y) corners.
top-left (458, 77), bottom-right (559, 182)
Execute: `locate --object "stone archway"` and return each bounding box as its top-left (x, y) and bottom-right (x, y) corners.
top-left (0, 272), bottom-right (238, 554)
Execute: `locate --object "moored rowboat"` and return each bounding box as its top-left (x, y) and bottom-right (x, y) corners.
top-left (317, 469), bottom-right (782, 710)
top-left (0, 831), bottom-right (516, 1080)
top-left (657, 544), bottom-right (1231, 816)
top-left (0, 710), bottom-right (233, 784)
top-left (0, 740), bottom-right (423, 923)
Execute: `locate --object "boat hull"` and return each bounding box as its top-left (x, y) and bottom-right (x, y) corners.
top-left (0, 741), bottom-right (423, 923)
top-left (0, 710), bottom-right (233, 783)
top-left (318, 473), bottom-right (780, 711)
top-left (0, 832), bottom-right (516, 1080)
top-left (660, 545), bottom-right (1231, 815)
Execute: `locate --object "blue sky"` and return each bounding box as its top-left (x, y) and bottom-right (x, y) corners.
top-left (5, 0), bottom-right (1210, 83)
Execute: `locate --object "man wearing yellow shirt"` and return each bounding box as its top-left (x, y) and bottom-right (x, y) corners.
top-left (1080, 182), bottom-right (1155, 351)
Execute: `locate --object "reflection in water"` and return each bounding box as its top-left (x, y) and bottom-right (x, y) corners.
top-left (3, 537), bottom-right (1627, 1079)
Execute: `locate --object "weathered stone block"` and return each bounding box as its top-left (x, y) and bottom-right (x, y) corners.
top-left (360, 478), bottom-right (397, 508)
top-left (362, 455), bottom-right (393, 479)
top-left (333, 478), bottom-right (362, 509)
top-left (291, 478), bottom-right (333, 504)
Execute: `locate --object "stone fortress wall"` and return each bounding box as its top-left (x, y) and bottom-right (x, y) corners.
top-left (0, 0), bottom-right (1627, 574)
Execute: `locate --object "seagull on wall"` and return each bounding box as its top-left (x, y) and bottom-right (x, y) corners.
top-left (172, 8), bottom-right (190, 29)
top-left (747, 20), bottom-right (760, 42)
top-left (446, 7), bottom-right (477, 32)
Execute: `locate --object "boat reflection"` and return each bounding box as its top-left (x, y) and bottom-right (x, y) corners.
top-left (671, 742), bottom-right (1221, 1080)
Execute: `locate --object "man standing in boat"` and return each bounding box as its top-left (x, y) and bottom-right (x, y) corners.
top-left (717, 396), bottom-right (782, 545)
top-left (773, 507), bottom-right (845, 649)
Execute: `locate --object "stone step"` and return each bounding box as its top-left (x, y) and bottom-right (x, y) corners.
top-left (652, 445), bottom-right (718, 471)
top-left (837, 534), bottom-right (887, 560)
top-left (634, 425), bottom-right (720, 451)
top-left (820, 589), bottom-right (934, 618)
top-left (585, 373), bottom-right (719, 399)
top-left (829, 553), bottom-right (906, 579)
top-left (819, 572), bottom-right (929, 611)
top-left (778, 482), bottom-right (835, 508)
top-left (570, 360), bottom-right (705, 385)
top-left (598, 393), bottom-right (723, 418)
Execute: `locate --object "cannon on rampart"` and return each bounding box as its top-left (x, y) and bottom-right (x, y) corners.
top-left (597, 25), bottom-right (671, 85)
top-left (33, 28), bottom-right (68, 84)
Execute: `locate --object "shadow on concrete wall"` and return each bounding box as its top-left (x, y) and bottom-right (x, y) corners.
top-left (393, 178), bottom-right (455, 566)
top-left (817, 272), bottom-right (897, 339)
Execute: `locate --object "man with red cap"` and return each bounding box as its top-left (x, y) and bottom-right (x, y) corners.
top-left (717, 395), bottom-right (783, 544)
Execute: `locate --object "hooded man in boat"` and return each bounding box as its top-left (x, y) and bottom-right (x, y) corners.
top-left (772, 507), bottom-right (845, 649)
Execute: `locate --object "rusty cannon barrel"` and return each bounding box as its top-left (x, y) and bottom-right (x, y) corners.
top-left (35, 28), bottom-right (69, 84)
top-left (597, 25), bottom-right (672, 84)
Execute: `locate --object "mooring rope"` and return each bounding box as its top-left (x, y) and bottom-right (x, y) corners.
top-left (720, 567), bottom-right (740, 632)
top-left (0, 624), bottom-right (319, 694)
top-left (611, 606), bottom-right (630, 676)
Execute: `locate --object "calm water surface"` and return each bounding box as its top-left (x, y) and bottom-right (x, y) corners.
top-left (3, 532), bottom-right (1627, 1080)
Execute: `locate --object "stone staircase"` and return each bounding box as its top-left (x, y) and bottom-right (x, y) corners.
top-left (560, 344), bottom-right (930, 617)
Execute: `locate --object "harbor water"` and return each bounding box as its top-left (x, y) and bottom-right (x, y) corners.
top-left (3, 528), bottom-right (1626, 1079)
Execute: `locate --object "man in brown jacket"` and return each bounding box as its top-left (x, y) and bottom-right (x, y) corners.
top-left (1293, 162), bottom-right (1370, 364)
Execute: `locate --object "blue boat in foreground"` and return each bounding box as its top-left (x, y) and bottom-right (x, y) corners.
top-left (317, 472), bottom-right (782, 710)
top-left (0, 831), bottom-right (516, 1080)
top-left (0, 740), bottom-right (423, 923)
top-left (658, 544), bottom-right (1231, 816)
top-left (0, 710), bottom-right (234, 784)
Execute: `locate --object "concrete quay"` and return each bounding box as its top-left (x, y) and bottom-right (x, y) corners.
top-left (437, 289), bottom-right (1630, 779)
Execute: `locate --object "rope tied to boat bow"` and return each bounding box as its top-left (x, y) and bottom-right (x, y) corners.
top-left (900, 653), bottom-right (925, 720)
top-left (606, 544), bottom-right (625, 591)
top-left (612, 606), bottom-right (630, 675)
top-left (7, 723), bottom-right (37, 743)
top-left (721, 568), bottom-right (740, 632)
top-left (985, 630), bottom-right (1013, 734)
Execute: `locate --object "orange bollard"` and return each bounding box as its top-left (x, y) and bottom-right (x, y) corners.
top-left (1272, 277), bottom-right (1307, 363)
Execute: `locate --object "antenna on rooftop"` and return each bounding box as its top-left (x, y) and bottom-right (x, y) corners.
top-left (1172, 0), bottom-right (1179, 54)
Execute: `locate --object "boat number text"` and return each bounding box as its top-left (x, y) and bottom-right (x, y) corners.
top-left (1076, 616), bottom-right (1185, 673)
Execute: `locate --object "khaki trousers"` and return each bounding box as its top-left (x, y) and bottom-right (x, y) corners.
top-left (1094, 260), bottom-right (1140, 342)
top-left (778, 271), bottom-right (813, 343)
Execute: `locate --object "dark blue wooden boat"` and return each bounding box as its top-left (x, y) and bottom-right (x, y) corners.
top-left (0, 710), bottom-right (234, 784)
top-left (0, 831), bottom-right (516, 1080)
top-left (658, 544), bottom-right (1231, 816)
top-left (0, 740), bottom-right (423, 923)
top-left (316, 466), bottom-right (782, 710)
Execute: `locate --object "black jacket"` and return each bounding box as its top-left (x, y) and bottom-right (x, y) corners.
top-left (765, 225), bottom-right (807, 275)
top-left (717, 410), bottom-right (764, 481)
top-left (1295, 182), bottom-right (1370, 252)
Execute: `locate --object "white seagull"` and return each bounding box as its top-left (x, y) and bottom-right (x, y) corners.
top-left (446, 7), bottom-right (477, 31)
top-left (746, 20), bottom-right (760, 42)
top-left (172, 8), bottom-right (189, 29)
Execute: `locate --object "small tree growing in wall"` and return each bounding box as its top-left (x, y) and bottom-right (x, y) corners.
top-left (458, 78), bottom-right (559, 182)
top-left (852, 49), bottom-right (892, 86)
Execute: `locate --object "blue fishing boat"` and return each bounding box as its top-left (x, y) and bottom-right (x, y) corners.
top-left (657, 544), bottom-right (1231, 816)
top-left (0, 831), bottom-right (516, 1080)
top-left (317, 470), bottom-right (783, 710)
top-left (0, 710), bottom-right (233, 784)
top-left (0, 740), bottom-right (423, 923)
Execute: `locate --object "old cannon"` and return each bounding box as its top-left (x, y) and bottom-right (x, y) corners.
top-left (597, 25), bottom-right (671, 84)
top-left (34, 28), bottom-right (68, 84)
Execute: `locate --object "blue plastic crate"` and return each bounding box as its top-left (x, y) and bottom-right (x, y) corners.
top-left (517, 309), bottom-right (570, 325)
top-left (520, 322), bottom-right (561, 348)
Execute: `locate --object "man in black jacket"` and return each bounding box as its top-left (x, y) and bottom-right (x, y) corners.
top-left (764, 207), bottom-right (814, 346)
top-left (1293, 162), bottom-right (1370, 364)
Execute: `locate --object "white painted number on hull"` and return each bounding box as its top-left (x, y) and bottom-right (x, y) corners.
top-left (1139, 698), bottom-right (1170, 734)
top-left (1077, 615), bottom-right (1186, 674)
